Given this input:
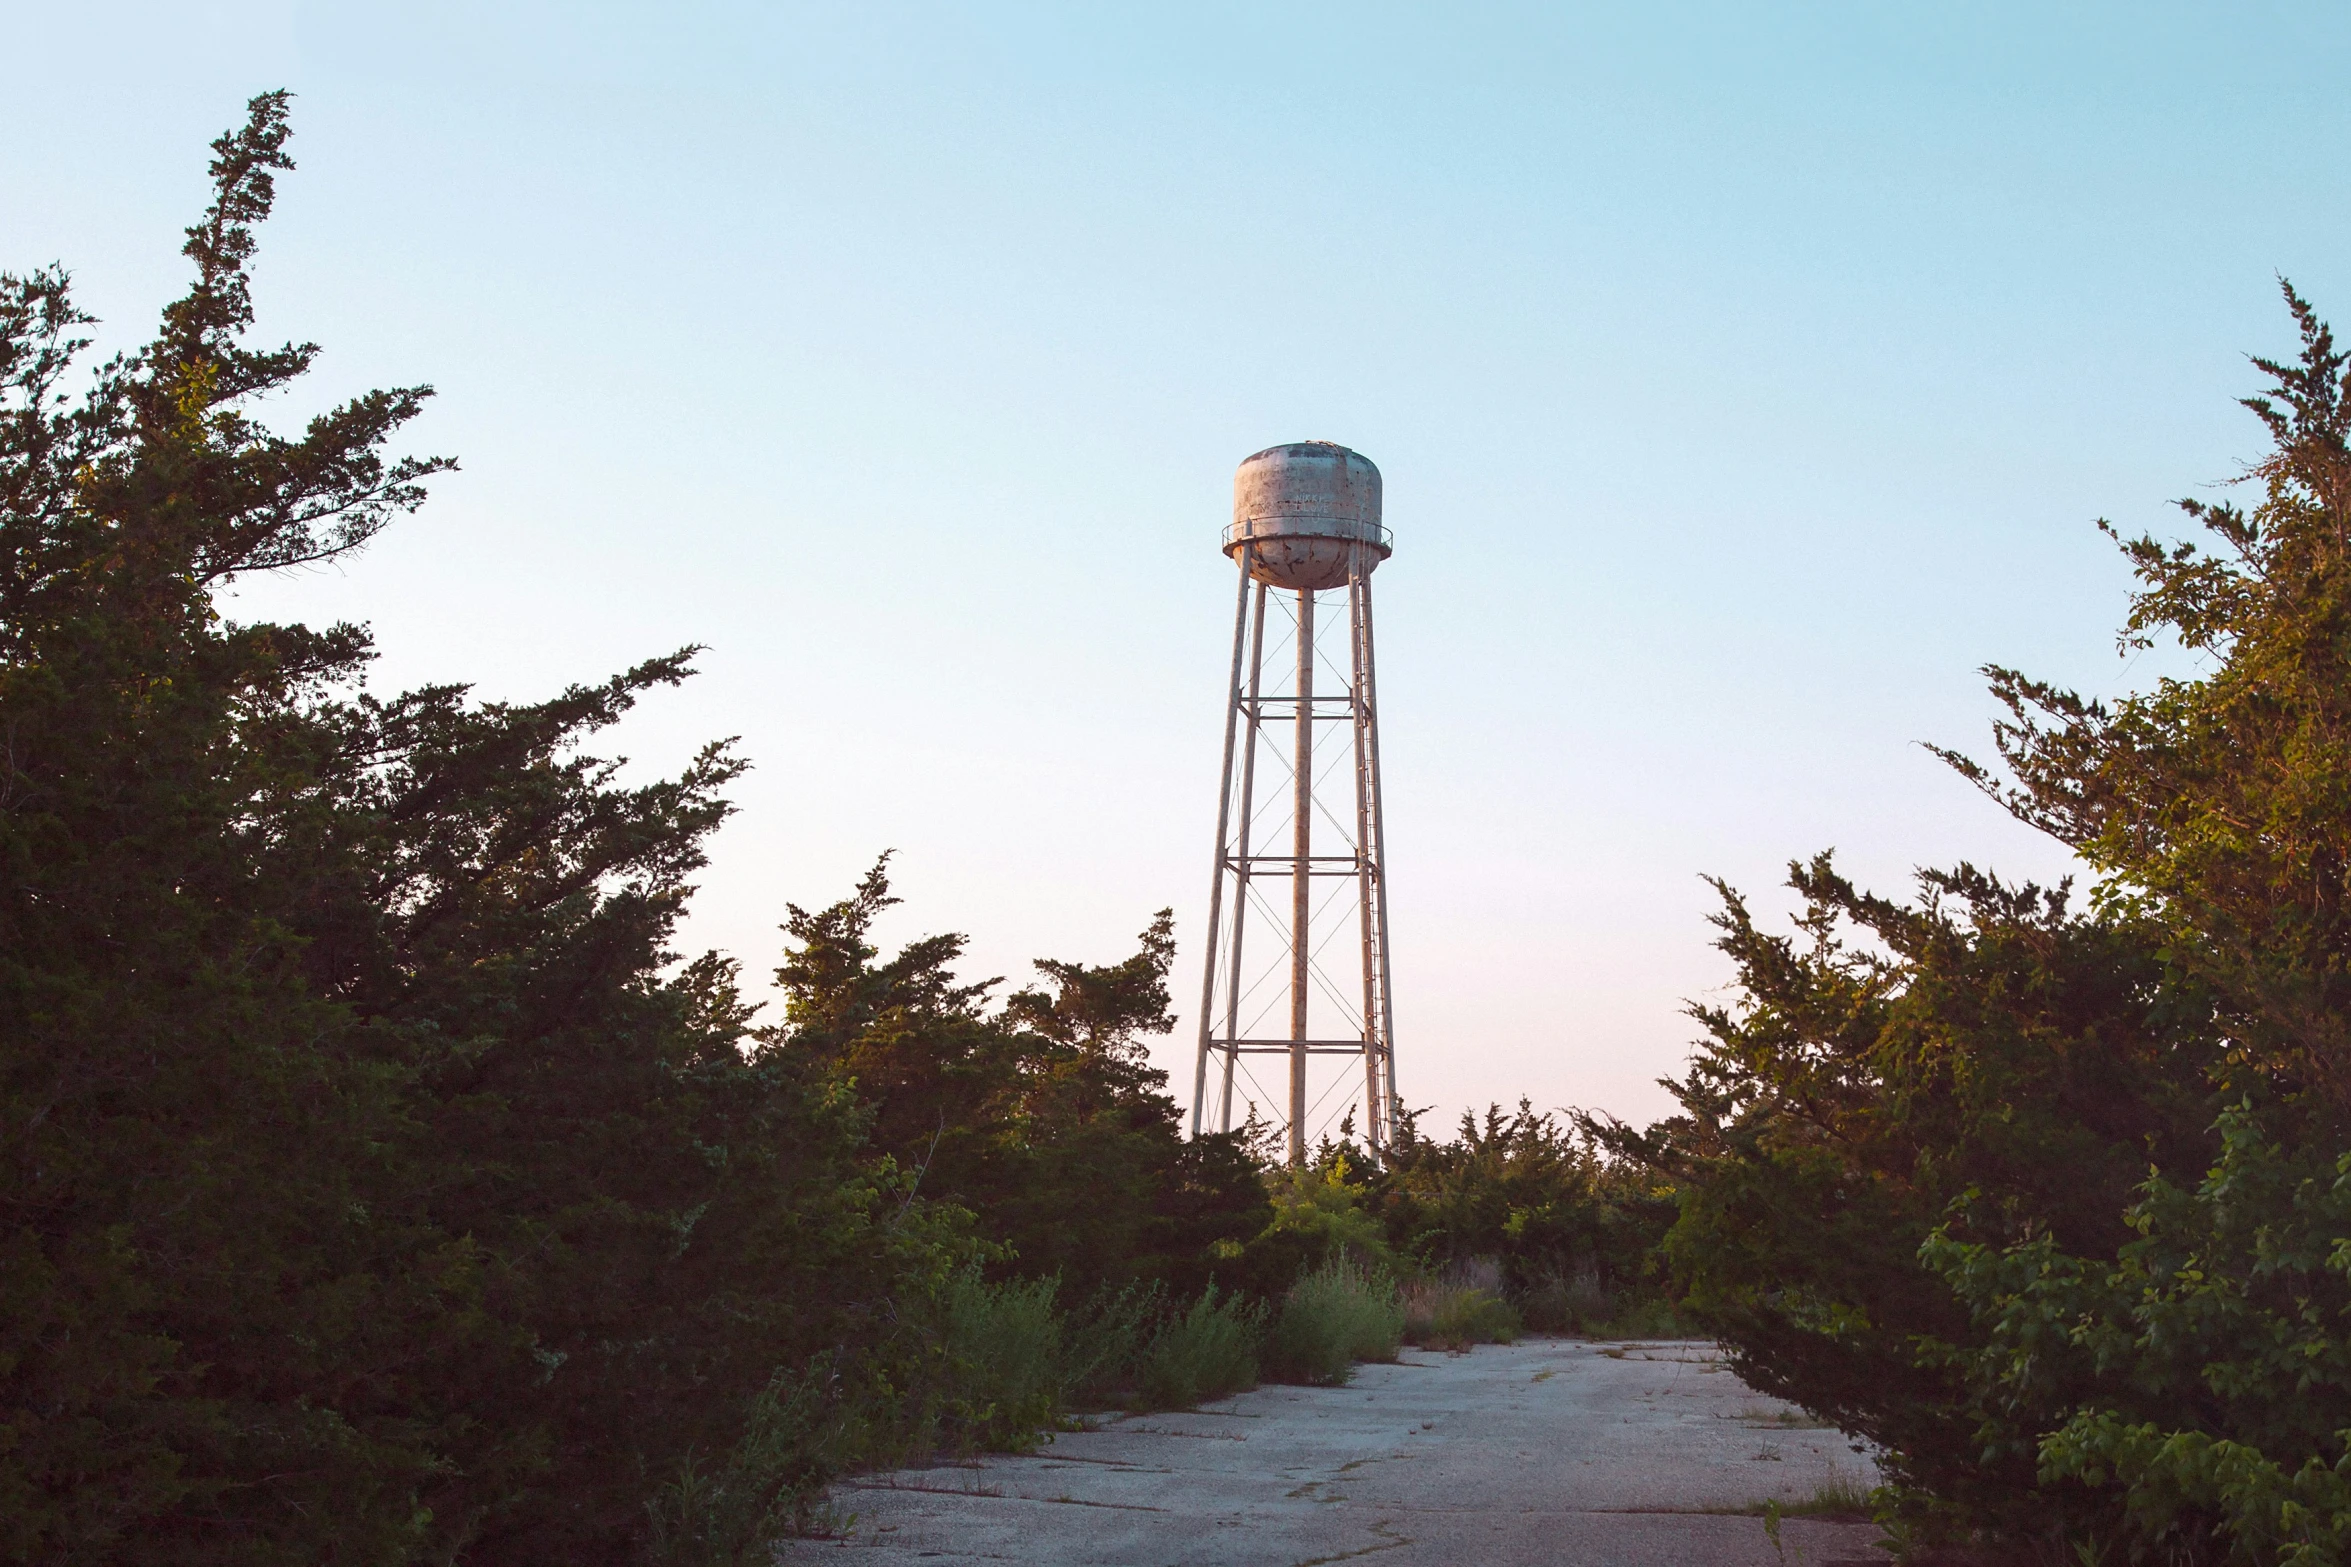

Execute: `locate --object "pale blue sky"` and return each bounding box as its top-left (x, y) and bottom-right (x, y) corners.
top-left (9, 2), bottom-right (2346, 1127)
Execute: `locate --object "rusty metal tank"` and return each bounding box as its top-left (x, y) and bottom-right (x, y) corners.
top-left (1223, 441), bottom-right (1389, 591)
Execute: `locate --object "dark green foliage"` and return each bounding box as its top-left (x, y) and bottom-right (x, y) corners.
top-left (1651, 284), bottom-right (2351, 1562)
top-left (1264, 1257), bottom-right (1404, 1385)
top-left (1130, 1286), bottom-right (1264, 1409)
top-left (1371, 1102), bottom-right (1676, 1316)
top-left (768, 861), bottom-right (1270, 1298)
top-left (1926, 1103), bottom-right (2351, 1565)
top-left (1900, 287), bottom-right (2351, 1563)
top-left (1, 96), bottom-right (493, 1563)
top-left (0, 99), bottom-right (1279, 1566)
top-left (1621, 858), bottom-right (2218, 1537)
top-left (1, 95), bottom-right (969, 1565)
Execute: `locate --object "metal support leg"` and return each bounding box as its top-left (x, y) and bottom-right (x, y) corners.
top-left (1350, 559), bottom-right (1384, 1148)
top-left (1192, 548), bottom-right (1253, 1137)
top-left (1289, 586), bottom-right (1314, 1167)
top-left (1219, 580), bottom-right (1268, 1132)
top-left (1360, 574), bottom-right (1399, 1129)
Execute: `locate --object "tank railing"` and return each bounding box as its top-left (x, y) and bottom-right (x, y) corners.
top-left (1220, 520), bottom-right (1393, 551)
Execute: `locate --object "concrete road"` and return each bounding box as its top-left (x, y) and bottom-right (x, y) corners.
top-left (781, 1339), bottom-right (1889, 1565)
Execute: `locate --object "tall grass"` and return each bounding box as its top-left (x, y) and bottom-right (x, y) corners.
top-left (645, 1353), bottom-right (869, 1565)
top-left (648, 1272), bottom-right (1073, 1563)
top-left (1058, 1283), bottom-right (1164, 1409)
top-left (1135, 1284), bottom-right (1263, 1408)
top-left (1517, 1259), bottom-right (1612, 1333)
top-left (1514, 1258), bottom-right (1685, 1338)
top-left (1266, 1256), bottom-right (1405, 1385)
top-left (656, 1260), bottom-right (1405, 1560)
top-left (936, 1271), bottom-right (1063, 1452)
top-left (1400, 1259), bottom-right (1522, 1351)
top-left (935, 1274), bottom-right (1268, 1423)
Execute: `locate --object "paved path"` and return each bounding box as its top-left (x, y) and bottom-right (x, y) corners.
top-left (782, 1338), bottom-right (1889, 1566)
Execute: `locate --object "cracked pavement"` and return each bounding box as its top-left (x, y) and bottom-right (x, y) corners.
top-left (778, 1338), bottom-right (1890, 1565)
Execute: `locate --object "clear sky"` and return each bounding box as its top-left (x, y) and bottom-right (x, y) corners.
top-left (9, 2), bottom-right (2349, 1129)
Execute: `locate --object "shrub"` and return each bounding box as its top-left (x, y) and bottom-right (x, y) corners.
top-left (1517, 1260), bottom-right (1613, 1333)
top-left (1056, 1283), bottom-right (1161, 1409)
top-left (1400, 1274), bottom-right (1522, 1351)
top-left (1632, 287), bottom-right (2351, 1559)
top-left (1134, 1285), bottom-right (1264, 1409)
top-left (1366, 1102), bottom-right (1675, 1312)
top-left (1266, 1257), bottom-right (1404, 1385)
top-left (1228, 1156), bottom-right (1396, 1298)
top-left (0, 96), bottom-right (991, 1566)
top-left (645, 1354), bottom-right (870, 1565)
top-left (935, 1272), bottom-right (1064, 1453)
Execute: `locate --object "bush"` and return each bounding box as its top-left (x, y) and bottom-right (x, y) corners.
top-left (1266, 1257), bottom-right (1404, 1385)
top-left (1056, 1283), bottom-right (1161, 1410)
top-left (1134, 1285), bottom-right (1263, 1409)
top-left (1400, 1276), bottom-right (1522, 1351)
top-left (1633, 288), bottom-right (2351, 1559)
top-left (1366, 1103), bottom-right (1675, 1315)
top-left (1517, 1260), bottom-right (1612, 1333)
top-left (936, 1272), bottom-right (1064, 1453)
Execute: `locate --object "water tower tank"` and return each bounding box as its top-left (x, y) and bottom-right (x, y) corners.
top-left (1225, 441), bottom-right (1389, 591)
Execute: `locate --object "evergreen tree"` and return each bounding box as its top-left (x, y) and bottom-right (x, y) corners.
top-left (1, 94), bottom-right (960, 1565)
top-left (771, 862), bottom-right (1267, 1298)
top-left (1920, 289), bottom-right (2351, 1563)
top-left (1655, 286), bottom-right (2351, 1561)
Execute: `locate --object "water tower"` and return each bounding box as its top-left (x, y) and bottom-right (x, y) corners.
top-left (1188, 441), bottom-right (1400, 1164)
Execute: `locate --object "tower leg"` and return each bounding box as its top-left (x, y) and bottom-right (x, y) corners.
top-left (1350, 562), bottom-right (1384, 1149)
top-left (1191, 548), bottom-right (1253, 1138)
top-left (1219, 580), bottom-right (1269, 1133)
top-left (1290, 586), bottom-right (1314, 1166)
top-left (1360, 573), bottom-right (1399, 1131)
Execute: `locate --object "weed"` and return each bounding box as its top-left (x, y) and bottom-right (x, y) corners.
top-left (1775, 1467), bottom-right (1875, 1518)
top-left (1400, 1261), bottom-right (1523, 1351)
top-left (1134, 1284), bottom-right (1263, 1409)
top-left (937, 1271), bottom-right (1063, 1453)
top-left (1734, 1467), bottom-right (1876, 1522)
top-left (1266, 1256), bottom-right (1405, 1385)
top-left (1731, 1402), bottom-right (1835, 1430)
top-left (1058, 1283), bottom-right (1161, 1409)
top-left (645, 1354), bottom-right (866, 1563)
top-left (1518, 1259), bottom-right (1614, 1332)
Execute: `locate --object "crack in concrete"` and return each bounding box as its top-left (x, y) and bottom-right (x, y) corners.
top-left (1026, 1454), bottom-right (1161, 1470)
top-left (1290, 1518), bottom-right (1412, 1565)
top-left (842, 1479), bottom-right (1005, 1499)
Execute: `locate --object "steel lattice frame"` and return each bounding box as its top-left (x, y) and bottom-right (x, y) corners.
top-left (1189, 538), bottom-right (1398, 1162)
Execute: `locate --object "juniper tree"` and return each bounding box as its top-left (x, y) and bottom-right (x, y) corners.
top-left (1649, 286), bottom-right (2351, 1562)
top-left (1, 93), bottom-right (955, 1566)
